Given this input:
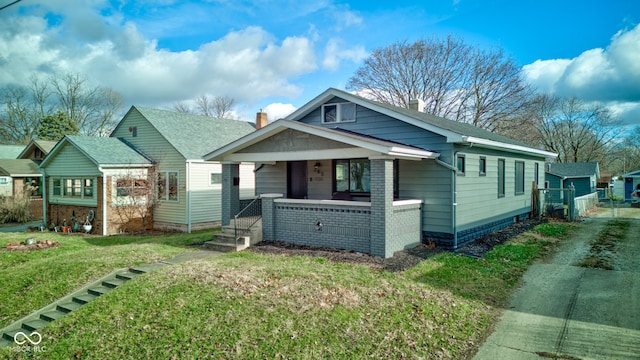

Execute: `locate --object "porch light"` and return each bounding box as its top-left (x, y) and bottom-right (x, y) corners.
top-left (314, 162), bottom-right (322, 174)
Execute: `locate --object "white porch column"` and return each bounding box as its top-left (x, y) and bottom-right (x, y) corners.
top-left (221, 162), bottom-right (240, 226)
top-left (370, 157), bottom-right (394, 258)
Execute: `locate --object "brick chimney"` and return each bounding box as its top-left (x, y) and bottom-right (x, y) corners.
top-left (409, 99), bottom-right (424, 112)
top-left (256, 110), bottom-right (268, 130)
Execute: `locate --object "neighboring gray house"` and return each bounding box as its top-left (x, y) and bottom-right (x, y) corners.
top-left (205, 88), bottom-right (557, 258)
top-left (41, 106), bottom-right (256, 235)
top-left (545, 162), bottom-right (600, 201)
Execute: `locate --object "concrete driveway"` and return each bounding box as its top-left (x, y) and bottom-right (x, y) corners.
top-left (473, 218), bottom-right (640, 359)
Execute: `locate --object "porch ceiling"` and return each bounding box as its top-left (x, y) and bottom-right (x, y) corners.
top-left (204, 119), bottom-right (439, 163)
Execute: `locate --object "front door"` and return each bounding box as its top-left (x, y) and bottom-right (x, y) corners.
top-left (287, 161), bottom-right (308, 199)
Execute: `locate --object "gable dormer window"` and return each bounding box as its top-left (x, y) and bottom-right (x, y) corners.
top-left (322, 102), bottom-right (356, 123)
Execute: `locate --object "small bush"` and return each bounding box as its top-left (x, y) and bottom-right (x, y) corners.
top-left (0, 195), bottom-right (32, 224)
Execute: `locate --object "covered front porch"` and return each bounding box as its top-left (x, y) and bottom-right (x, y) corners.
top-left (206, 120), bottom-right (439, 258)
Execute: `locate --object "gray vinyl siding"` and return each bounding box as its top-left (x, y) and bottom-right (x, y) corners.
top-left (256, 162), bottom-right (287, 196)
top-left (298, 98), bottom-right (451, 156)
top-left (111, 109), bottom-right (187, 225)
top-left (454, 147), bottom-right (544, 230)
top-left (306, 159), bottom-right (333, 199)
top-left (398, 159), bottom-right (453, 234)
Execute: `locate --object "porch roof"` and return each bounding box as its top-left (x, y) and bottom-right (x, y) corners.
top-left (203, 119), bottom-right (439, 162)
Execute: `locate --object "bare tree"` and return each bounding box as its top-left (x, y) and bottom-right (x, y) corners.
top-left (173, 94), bottom-right (236, 118)
top-left (0, 77), bottom-right (51, 144)
top-left (0, 73), bottom-right (123, 141)
top-left (346, 35), bottom-right (533, 131)
top-left (526, 95), bottom-right (620, 163)
top-left (50, 73), bottom-right (124, 136)
top-left (111, 166), bottom-right (158, 234)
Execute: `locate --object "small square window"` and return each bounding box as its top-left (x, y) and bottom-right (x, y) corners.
top-left (479, 157), bottom-right (487, 176)
top-left (210, 172), bottom-right (222, 186)
top-left (456, 155), bottom-right (465, 175)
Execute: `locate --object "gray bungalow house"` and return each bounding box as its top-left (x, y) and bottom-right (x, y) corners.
top-left (40, 106), bottom-right (256, 235)
top-left (205, 88), bottom-right (557, 258)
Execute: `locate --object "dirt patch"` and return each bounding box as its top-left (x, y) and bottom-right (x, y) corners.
top-left (577, 220), bottom-right (630, 270)
top-left (250, 218), bottom-right (544, 271)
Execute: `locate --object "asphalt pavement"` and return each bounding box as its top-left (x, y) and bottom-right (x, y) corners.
top-left (473, 218), bottom-right (640, 359)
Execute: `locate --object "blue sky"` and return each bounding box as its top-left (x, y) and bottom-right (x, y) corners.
top-left (1, 0), bottom-right (639, 125)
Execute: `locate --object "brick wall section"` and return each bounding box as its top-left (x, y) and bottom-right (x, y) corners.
top-left (47, 176), bottom-right (102, 234)
top-left (261, 194), bottom-right (282, 241)
top-left (390, 202), bottom-right (422, 253)
top-left (273, 200), bottom-right (371, 253)
top-left (221, 163), bottom-right (240, 226)
top-left (370, 158), bottom-right (394, 257)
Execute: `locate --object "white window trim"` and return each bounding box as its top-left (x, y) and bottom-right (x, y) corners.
top-left (321, 102), bottom-right (356, 124)
top-left (112, 176), bottom-right (150, 207)
top-left (209, 171), bottom-right (222, 188)
top-left (158, 170), bottom-right (179, 202)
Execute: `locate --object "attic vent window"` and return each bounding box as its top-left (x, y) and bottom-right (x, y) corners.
top-left (322, 103), bottom-right (356, 124)
top-left (129, 126), bottom-right (137, 137)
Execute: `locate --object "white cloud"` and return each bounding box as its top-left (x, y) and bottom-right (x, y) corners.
top-left (0, 3), bottom-right (318, 113)
top-left (523, 24), bottom-right (640, 103)
top-left (322, 38), bottom-right (368, 71)
top-left (523, 24), bottom-right (640, 126)
top-left (263, 102), bottom-right (297, 121)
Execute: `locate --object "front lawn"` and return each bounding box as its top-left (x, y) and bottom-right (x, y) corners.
top-left (0, 222), bottom-right (573, 359)
top-left (0, 230), bottom-right (213, 326)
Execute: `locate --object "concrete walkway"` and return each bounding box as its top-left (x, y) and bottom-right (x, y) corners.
top-left (473, 218), bottom-right (640, 359)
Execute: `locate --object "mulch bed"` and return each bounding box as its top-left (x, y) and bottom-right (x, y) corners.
top-left (250, 218), bottom-right (545, 272)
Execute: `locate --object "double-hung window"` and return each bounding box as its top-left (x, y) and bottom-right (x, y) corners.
top-left (157, 171), bottom-right (179, 201)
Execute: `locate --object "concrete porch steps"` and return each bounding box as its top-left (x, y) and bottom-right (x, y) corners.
top-left (0, 267), bottom-right (152, 349)
top-left (203, 221), bottom-right (262, 253)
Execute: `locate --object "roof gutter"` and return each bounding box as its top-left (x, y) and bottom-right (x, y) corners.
top-left (462, 136), bottom-right (558, 158)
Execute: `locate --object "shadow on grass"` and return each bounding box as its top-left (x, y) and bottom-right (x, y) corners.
top-left (406, 241), bottom-right (549, 308)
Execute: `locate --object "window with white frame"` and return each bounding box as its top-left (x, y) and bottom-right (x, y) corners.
top-left (322, 102), bottom-right (356, 123)
top-left (210, 171), bottom-right (222, 186)
top-left (157, 171), bottom-right (179, 201)
top-left (51, 178), bottom-right (95, 199)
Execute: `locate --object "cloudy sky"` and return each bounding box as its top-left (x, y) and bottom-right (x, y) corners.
top-left (1, 0), bottom-right (639, 125)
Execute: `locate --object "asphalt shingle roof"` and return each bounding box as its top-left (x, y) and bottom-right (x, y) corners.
top-left (133, 106), bottom-right (256, 160)
top-left (0, 145), bottom-right (25, 159)
top-left (547, 162), bottom-right (599, 178)
top-left (65, 136), bottom-right (152, 166)
top-left (333, 88), bottom-right (532, 148)
top-left (0, 159), bottom-right (40, 176)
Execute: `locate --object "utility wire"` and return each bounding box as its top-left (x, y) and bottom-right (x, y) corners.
top-left (0, 0), bottom-right (23, 12)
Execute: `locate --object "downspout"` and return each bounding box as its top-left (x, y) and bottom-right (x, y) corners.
top-left (186, 161), bottom-right (192, 233)
top-left (98, 167), bottom-right (107, 236)
top-left (41, 169), bottom-right (47, 228)
top-left (436, 154), bottom-right (458, 250)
